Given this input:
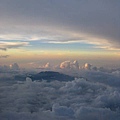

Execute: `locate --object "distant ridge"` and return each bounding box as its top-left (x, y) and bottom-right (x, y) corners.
top-left (30, 71), bottom-right (74, 82)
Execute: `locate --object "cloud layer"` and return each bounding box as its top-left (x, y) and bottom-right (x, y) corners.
top-left (0, 75), bottom-right (120, 120)
top-left (0, 41), bottom-right (29, 51)
top-left (0, 0), bottom-right (120, 50)
top-left (0, 55), bottom-right (9, 58)
top-left (1, 62), bottom-right (120, 120)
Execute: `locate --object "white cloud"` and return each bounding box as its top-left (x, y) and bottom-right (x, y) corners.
top-left (60, 61), bottom-right (71, 69)
top-left (82, 63), bottom-right (92, 70)
top-left (59, 60), bottom-right (79, 70)
top-left (38, 62), bottom-right (52, 70)
top-left (44, 63), bottom-right (51, 69)
top-left (0, 41), bottom-right (29, 51)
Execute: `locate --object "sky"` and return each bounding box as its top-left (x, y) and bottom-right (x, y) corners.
top-left (0, 0), bottom-right (120, 68)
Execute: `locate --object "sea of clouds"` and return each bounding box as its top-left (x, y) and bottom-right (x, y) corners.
top-left (1, 61), bottom-right (120, 120)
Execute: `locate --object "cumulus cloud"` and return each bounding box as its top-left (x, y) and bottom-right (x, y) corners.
top-left (44, 63), bottom-right (51, 69)
top-left (60, 61), bottom-right (71, 69)
top-left (60, 60), bottom-right (79, 70)
top-left (75, 107), bottom-right (117, 120)
top-left (0, 65), bottom-right (11, 73)
top-left (0, 63), bottom-right (20, 73)
top-left (82, 63), bottom-right (92, 70)
top-left (38, 62), bottom-right (52, 70)
top-left (36, 60), bottom-right (120, 77)
top-left (37, 60), bottom-right (115, 75)
top-left (1, 76), bottom-right (120, 120)
top-left (52, 103), bottom-right (74, 117)
top-left (10, 63), bottom-right (20, 70)
top-left (1, 60), bottom-right (120, 120)
top-left (26, 77), bottom-right (32, 82)
top-left (71, 60), bottom-right (79, 70)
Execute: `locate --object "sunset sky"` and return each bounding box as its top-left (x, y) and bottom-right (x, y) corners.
top-left (0, 0), bottom-right (120, 68)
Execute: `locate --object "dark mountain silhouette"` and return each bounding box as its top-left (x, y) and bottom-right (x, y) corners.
top-left (30, 71), bottom-right (74, 82)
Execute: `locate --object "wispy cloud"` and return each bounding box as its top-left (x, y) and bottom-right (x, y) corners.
top-left (0, 41), bottom-right (29, 51)
top-left (0, 55), bottom-right (9, 58)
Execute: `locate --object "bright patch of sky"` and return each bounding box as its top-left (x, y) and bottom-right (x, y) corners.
top-left (28, 41), bottom-right (101, 52)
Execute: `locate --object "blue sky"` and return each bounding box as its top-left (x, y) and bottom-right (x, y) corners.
top-left (29, 41), bottom-right (97, 51)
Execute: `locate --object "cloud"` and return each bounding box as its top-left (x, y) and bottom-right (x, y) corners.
top-left (0, 48), bottom-right (7, 51)
top-left (0, 63), bottom-right (20, 73)
top-left (0, 41), bottom-right (29, 51)
top-left (44, 63), bottom-right (51, 69)
top-left (0, 65), bottom-right (11, 72)
top-left (52, 103), bottom-right (74, 117)
top-left (0, 1), bottom-right (120, 50)
top-left (0, 55), bottom-right (9, 58)
top-left (75, 106), bottom-right (117, 120)
top-left (71, 60), bottom-right (79, 70)
top-left (38, 62), bottom-right (52, 70)
top-left (1, 64), bottom-right (120, 119)
top-left (82, 63), bottom-right (92, 70)
top-left (60, 61), bottom-right (71, 69)
top-left (1, 76), bottom-right (120, 120)
top-left (60, 60), bottom-right (79, 70)
top-left (10, 63), bottom-right (20, 70)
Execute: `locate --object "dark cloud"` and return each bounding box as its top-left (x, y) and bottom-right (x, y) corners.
top-left (0, 48), bottom-right (7, 51)
top-left (0, 0), bottom-right (120, 49)
top-left (1, 71), bottom-right (120, 119)
top-left (0, 55), bottom-right (9, 58)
